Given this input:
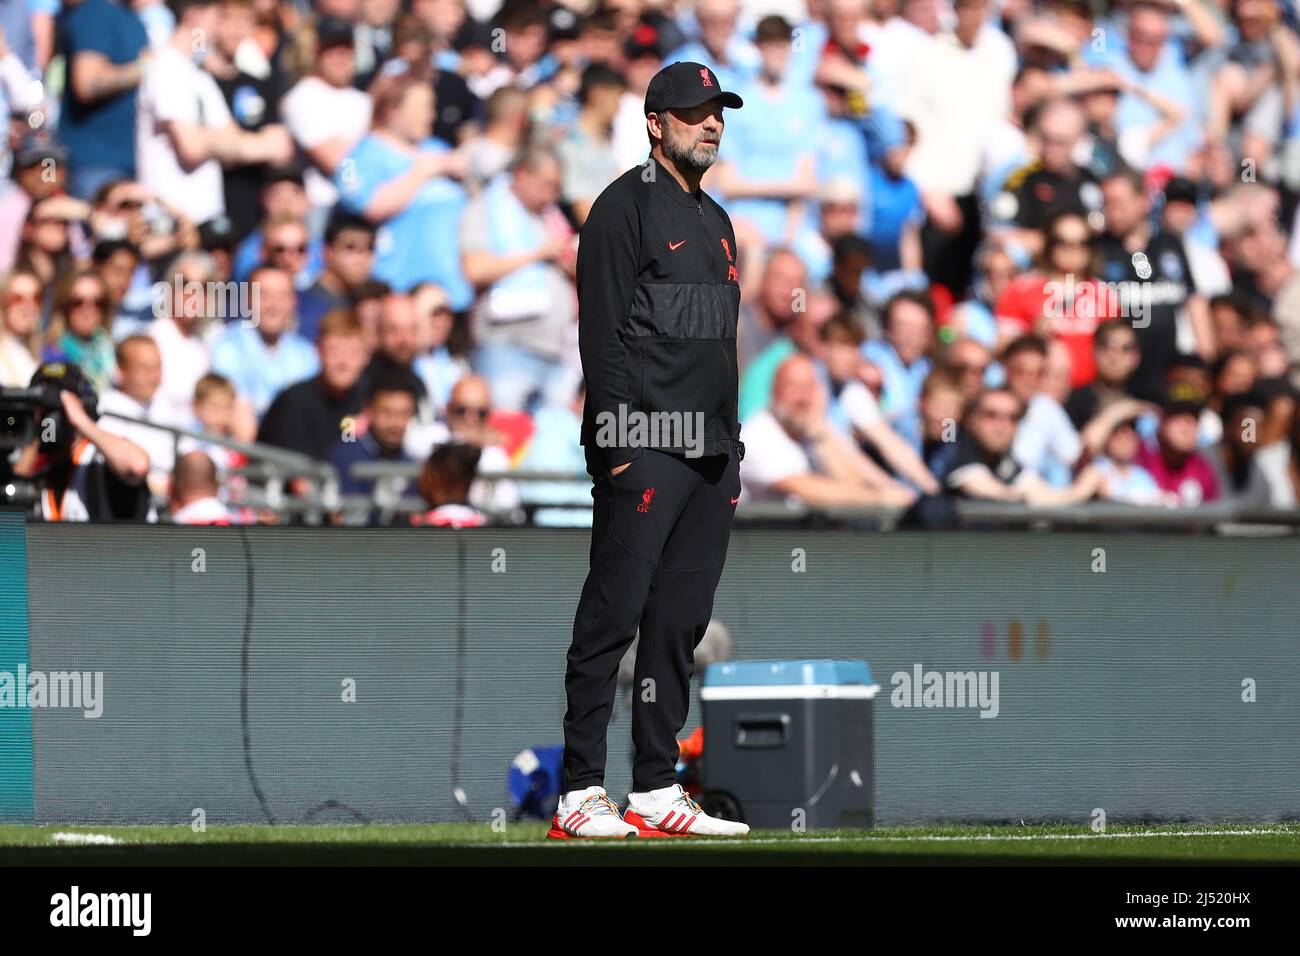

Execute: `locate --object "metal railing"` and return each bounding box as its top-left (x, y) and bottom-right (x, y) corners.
top-left (89, 411), bottom-right (1300, 533)
top-left (98, 409), bottom-right (341, 524)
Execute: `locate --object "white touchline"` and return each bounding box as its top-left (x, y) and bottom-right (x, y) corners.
top-left (483, 827), bottom-right (1299, 849)
top-left (50, 832), bottom-right (119, 845)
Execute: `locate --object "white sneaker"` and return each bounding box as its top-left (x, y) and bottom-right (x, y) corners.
top-left (624, 784), bottom-right (750, 837)
top-left (547, 786), bottom-right (638, 839)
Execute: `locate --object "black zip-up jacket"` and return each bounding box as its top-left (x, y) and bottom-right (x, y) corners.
top-left (577, 155), bottom-right (743, 468)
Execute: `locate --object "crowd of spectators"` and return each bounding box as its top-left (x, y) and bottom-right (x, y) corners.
top-left (4, 0), bottom-right (1300, 525)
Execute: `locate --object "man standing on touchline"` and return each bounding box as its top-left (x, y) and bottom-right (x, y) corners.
top-left (551, 62), bottom-right (750, 839)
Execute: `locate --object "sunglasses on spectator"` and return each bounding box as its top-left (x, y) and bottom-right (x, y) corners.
top-left (269, 243), bottom-right (307, 255)
top-left (69, 295), bottom-right (105, 309)
top-left (449, 404), bottom-right (490, 420)
top-left (112, 199), bottom-right (143, 213)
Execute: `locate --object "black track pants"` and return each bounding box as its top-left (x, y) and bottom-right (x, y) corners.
top-left (562, 446), bottom-right (740, 793)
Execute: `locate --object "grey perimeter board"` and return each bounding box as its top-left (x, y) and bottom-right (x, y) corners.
top-left (20, 524), bottom-right (1300, 826)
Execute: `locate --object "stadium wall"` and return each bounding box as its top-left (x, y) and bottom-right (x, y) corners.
top-left (0, 514), bottom-right (34, 823)
top-left (8, 524), bottom-right (1299, 826)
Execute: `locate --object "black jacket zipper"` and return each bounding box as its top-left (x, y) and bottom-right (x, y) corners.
top-left (697, 197), bottom-right (736, 436)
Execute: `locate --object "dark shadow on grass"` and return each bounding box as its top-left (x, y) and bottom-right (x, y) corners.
top-left (0, 844), bottom-right (1285, 867)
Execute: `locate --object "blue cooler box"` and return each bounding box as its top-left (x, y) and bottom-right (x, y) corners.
top-left (700, 660), bottom-right (879, 830)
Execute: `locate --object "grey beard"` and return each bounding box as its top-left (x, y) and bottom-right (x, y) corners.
top-left (662, 131), bottom-right (716, 175)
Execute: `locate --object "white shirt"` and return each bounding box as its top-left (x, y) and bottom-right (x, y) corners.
top-left (172, 495), bottom-right (234, 524)
top-left (837, 380), bottom-right (883, 434)
top-left (0, 331), bottom-right (37, 387)
top-left (1255, 441), bottom-right (1298, 508)
top-left (148, 316), bottom-right (212, 426)
top-left (900, 27), bottom-right (1016, 196)
top-left (982, 119), bottom-right (1030, 191)
top-left (612, 92), bottom-right (651, 174)
top-left (97, 387), bottom-right (186, 479)
top-left (471, 443), bottom-right (521, 513)
top-left (137, 44), bottom-right (233, 223)
top-left (739, 408), bottom-right (821, 501)
top-left (863, 17), bottom-right (933, 114)
top-left (281, 76), bottom-right (372, 208)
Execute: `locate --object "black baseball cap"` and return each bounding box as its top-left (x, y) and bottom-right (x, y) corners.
top-left (453, 18), bottom-right (495, 52)
top-left (644, 61), bottom-right (743, 114)
top-left (263, 161), bottom-right (306, 188)
top-left (1161, 397), bottom-right (1203, 421)
top-left (1163, 176), bottom-right (1198, 206)
top-left (14, 131), bottom-right (66, 168)
top-left (1220, 388), bottom-right (1268, 423)
top-left (316, 16), bottom-right (355, 50)
top-left (625, 20), bottom-right (663, 60)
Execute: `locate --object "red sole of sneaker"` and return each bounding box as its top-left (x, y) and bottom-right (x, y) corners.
top-left (545, 826), bottom-right (636, 840)
top-left (622, 810), bottom-right (695, 838)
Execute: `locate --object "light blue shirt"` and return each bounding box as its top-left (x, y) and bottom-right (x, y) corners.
top-left (862, 339), bottom-right (931, 449)
top-left (783, 20), bottom-right (828, 88)
top-left (210, 324), bottom-right (320, 417)
top-left (1, 0), bottom-right (36, 69)
top-left (1084, 33), bottom-right (1201, 172)
top-left (720, 76), bottom-right (826, 245)
top-left (1093, 456), bottom-right (1162, 504)
top-left (336, 134), bottom-right (473, 307)
top-left (519, 404), bottom-right (593, 527)
top-left (413, 346), bottom-right (464, 411)
top-left (817, 117), bottom-right (871, 218)
top-left (1013, 393), bottom-right (1082, 488)
top-left (662, 38), bottom-right (761, 93)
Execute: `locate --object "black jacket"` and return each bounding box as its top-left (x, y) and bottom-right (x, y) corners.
top-left (577, 155), bottom-right (743, 468)
top-left (258, 374), bottom-right (366, 461)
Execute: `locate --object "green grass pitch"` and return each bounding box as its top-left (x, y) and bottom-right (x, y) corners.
top-left (2, 822), bottom-right (1299, 865)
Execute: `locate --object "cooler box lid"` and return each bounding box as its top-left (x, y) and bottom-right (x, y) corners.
top-left (701, 659), bottom-right (880, 700)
